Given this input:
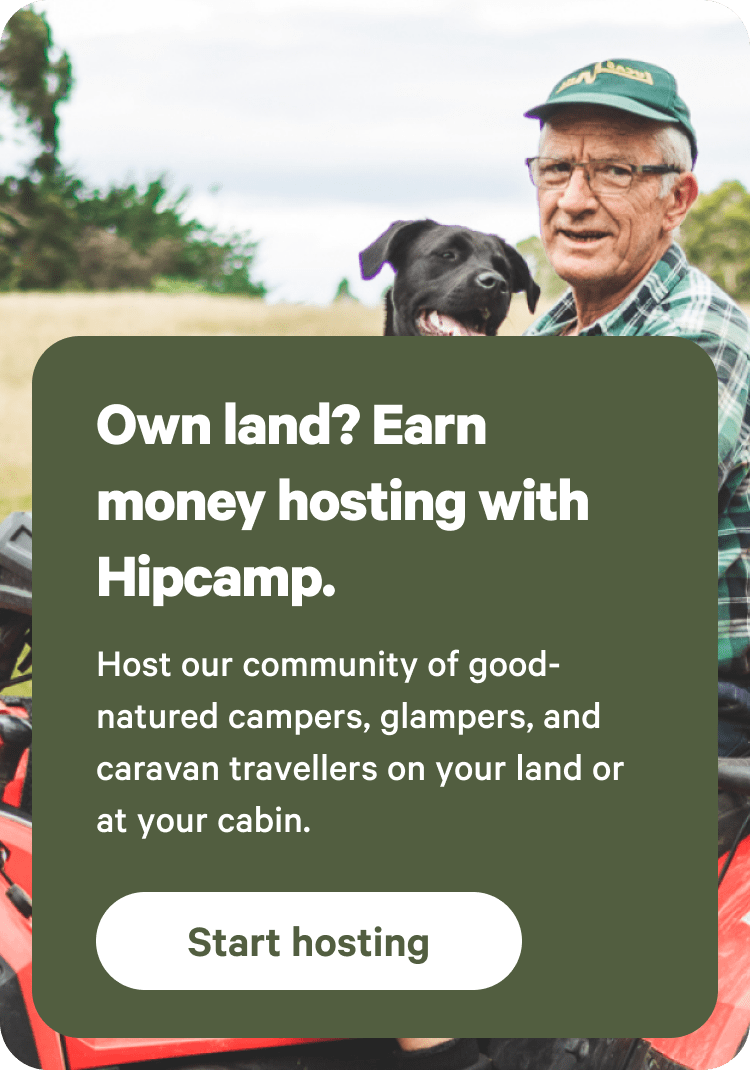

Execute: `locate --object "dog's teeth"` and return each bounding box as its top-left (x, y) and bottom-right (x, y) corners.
top-left (429, 311), bottom-right (441, 327)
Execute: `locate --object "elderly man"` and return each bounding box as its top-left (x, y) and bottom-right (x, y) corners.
top-left (394, 63), bottom-right (750, 1070)
top-left (523, 60), bottom-right (701, 337)
top-left (523, 59), bottom-right (750, 756)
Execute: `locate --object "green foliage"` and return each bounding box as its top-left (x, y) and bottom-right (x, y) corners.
top-left (333, 277), bottom-right (358, 302)
top-left (515, 235), bottom-right (567, 300)
top-left (198, 229), bottom-right (267, 297)
top-left (0, 171), bottom-right (267, 293)
top-left (76, 179), bottom-right (194, 252)
top-left (680, 180), bottom-right (750, 301)
top-left (0, 170), bottom-right (81, 289)
top-left (73, 178), bottom-right (267, 295)
top-left (0, 7), bottom-right (73, 175)
top-left (0, 8), bottom-right (266, 295)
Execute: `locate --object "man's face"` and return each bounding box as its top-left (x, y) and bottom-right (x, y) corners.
top-left (537, 108), bottom-right (678, 297)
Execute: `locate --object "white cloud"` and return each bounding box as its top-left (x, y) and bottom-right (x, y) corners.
top-left (2, 0), bottom-right (743, 40)
top-left (473, 0), bottom-right (741, 29)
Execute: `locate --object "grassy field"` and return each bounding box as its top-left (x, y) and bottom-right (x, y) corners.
top-left (0, 290), bottom-right (544, 517)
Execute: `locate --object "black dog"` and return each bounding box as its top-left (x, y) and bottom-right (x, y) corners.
top-left (359, 219), bottom-right (540, 336)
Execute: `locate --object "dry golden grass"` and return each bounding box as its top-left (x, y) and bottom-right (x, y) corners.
top-left (0, 293), bottom-right (367, 512)
top-left (0, 290), bottom-right (544, 513)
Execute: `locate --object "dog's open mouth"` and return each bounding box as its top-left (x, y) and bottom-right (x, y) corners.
top-left (416, 308), bottom-right (493, 337)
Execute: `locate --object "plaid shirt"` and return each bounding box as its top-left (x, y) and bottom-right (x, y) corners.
top-left (525, 242), bottom-right (750, 674)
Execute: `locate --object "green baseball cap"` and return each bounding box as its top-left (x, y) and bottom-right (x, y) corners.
top-left (525, 58), bottom-right (697, 164)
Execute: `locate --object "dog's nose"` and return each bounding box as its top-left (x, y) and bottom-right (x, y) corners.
top-left (476, 271), bottom-right (508, 292)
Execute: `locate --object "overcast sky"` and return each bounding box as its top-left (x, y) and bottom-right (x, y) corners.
top-left (0, 0), bottom-right (748, 303)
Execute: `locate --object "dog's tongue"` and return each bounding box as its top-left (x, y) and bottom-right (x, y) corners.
top-left (418, 309), bottom-right (482, 337)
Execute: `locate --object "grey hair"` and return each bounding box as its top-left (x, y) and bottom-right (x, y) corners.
top-left (539, 116), bottom-right (692, 196)
top-left (651, 124), bottom-right (692, 194)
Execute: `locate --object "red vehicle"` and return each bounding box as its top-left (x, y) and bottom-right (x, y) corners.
top-left (0, 509), bottom-right (748, 1070)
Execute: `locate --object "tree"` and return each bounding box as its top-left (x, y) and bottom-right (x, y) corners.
top-left (74, 177), bottom-right (266, 295)
top-left (680, 180), bottom-right (750, 301)
top-left (0, 170), bottom-right (81, 288)
top-left (332, 277), bottom-right (358, 302)
top-left (0, 6), bottom-right (73, 175)
top-left (0, 8), bottom-right (267, 294)
top-left (0, 8), bottom-right (79, 287)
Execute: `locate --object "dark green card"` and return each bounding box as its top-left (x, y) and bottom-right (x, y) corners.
top-left (33, 336), bottom-right (715, 1038)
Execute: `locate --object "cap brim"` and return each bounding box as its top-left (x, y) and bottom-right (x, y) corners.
top-left (524, 93), bottom-right (697, 162)
top-left (525, 93), bottom-right (674, 125)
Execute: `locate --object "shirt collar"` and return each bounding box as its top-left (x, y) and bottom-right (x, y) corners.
top-left (526, 242), bottom-right (690, 337)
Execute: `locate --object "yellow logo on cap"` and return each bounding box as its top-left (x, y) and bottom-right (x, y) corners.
top-left (555, 60), bottom-right (654, 95)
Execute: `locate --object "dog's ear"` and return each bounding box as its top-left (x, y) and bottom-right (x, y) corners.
top-left (360, 220), bottom-right (438, 279)
top-left (500, 239), bottom-right (542, 313)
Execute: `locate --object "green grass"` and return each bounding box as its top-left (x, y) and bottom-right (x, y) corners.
top-left (150, 276), bottom-right (211, 294)
top-left (0, 492), bottom-right (32, 517)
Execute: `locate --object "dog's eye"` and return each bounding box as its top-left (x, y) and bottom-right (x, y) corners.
top-left (440, 250), bottom-right (456, 260)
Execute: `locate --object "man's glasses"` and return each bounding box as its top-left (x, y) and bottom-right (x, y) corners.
top-left (525, 157), bottom-right (682, 195)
